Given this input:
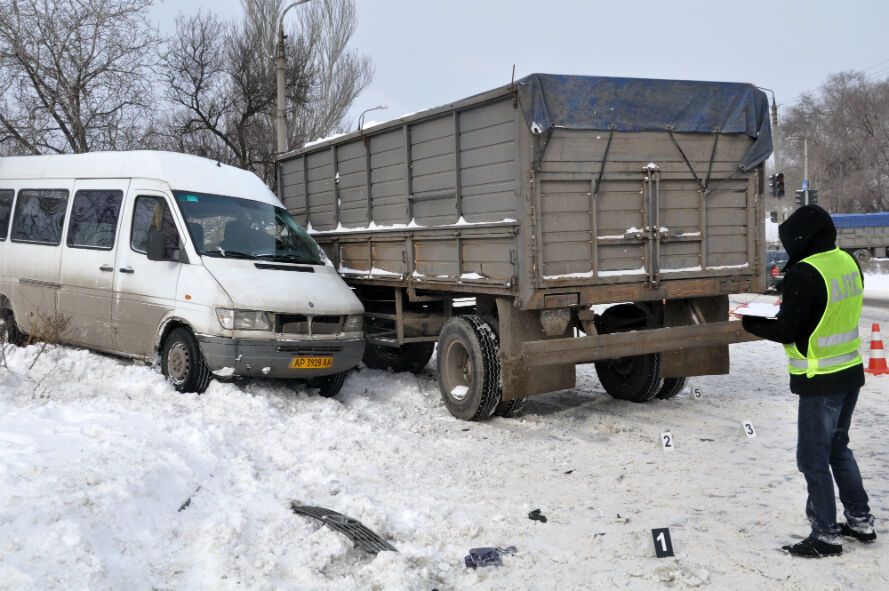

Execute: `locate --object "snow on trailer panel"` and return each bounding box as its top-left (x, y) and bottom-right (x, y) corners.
top-left (278, 74), bottom-right (770, 309)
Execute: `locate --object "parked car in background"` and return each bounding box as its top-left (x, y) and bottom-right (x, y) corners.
top-left (766, 249), bottom-right (788, 292)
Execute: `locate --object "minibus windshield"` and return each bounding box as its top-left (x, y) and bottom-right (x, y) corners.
top-left (174, 191), bottom-right (324, 265)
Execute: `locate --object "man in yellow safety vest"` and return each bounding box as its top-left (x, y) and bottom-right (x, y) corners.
top-left (743, 204), bottom-right (874, 558)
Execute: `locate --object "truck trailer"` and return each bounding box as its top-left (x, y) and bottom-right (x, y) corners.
top-left (831, 212), bottom-right (889, 263)
top-left (277, 74), bottom-right (771, 420)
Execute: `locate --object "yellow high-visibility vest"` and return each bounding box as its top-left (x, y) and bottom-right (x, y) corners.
top-left (785, 248), bottom-right (863, 378)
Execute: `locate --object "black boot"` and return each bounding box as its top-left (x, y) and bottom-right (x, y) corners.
top-left (781, 537), bottom-right (842, 558)
top-left (839, 523), bottom-right (877, 543)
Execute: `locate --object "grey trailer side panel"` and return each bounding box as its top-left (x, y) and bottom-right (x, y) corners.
top-left (279, 157), bottom-right (307, 226)
top-left (306, 150), bottom-right (335, 230)
top-left (336, 140), bottom-right (370, 228)
top-left (458, 99), bottom-right (519, 223)
top-left (409, 114), bottom-right (458, 226)
top-left (370, 129), bottom-right (408, 226)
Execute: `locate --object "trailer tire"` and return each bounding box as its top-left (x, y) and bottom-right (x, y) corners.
top-left (593, 304), bottom-right (662, 403)
top-left (853, 248), bottom-right (872, 265)
top-left (310, 371), bottom-right (348, 398)
top-left (436, 315), bottom-right (501, 421)
top-left (655, 377), bottom-right (688, 400)
top-left (1, 309), bottom-right (28, 347)
top-left (494, 397), bottom-right (528, 418)
top-left (161, 327), bottom-right (211, 394)
top-left (362, 342), bottom-right (434, 373)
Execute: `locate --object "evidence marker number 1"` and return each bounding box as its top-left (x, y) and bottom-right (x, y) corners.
top-left (651, 528), bottom-right (675, 558)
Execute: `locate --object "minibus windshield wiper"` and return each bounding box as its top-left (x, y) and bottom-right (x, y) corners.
top-left (252, 252), bottom-right (316, 264)
top-left (204, 247), bottom-right (254, 259)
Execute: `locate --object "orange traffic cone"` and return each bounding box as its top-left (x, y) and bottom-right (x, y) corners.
top-left (865, 323), bottom-right (889, 376)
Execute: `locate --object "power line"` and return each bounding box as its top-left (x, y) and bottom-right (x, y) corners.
top-left (784, 57), bottom-right (889, 106)
top-left (861, 57), bottom-right (889, 73)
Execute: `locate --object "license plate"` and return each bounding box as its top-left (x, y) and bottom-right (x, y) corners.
top-left (289, 356), bottom-right (333, 369)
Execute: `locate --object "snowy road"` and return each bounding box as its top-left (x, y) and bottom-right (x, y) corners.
top-left (2, 300), bottom-right (889, 589)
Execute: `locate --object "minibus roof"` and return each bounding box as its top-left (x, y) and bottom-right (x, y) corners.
top-left (0, 150), bottom-right (281, 206)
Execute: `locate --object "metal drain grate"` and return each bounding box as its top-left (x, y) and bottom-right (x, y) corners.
top-left (291, 504), bottom-right (397, 554)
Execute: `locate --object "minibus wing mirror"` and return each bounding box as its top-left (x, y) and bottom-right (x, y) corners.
top-left (148, 229), bottom-right (173, 261)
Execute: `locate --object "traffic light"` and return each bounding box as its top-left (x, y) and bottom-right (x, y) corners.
top-left (768, 174), bottom-right (777, 197)
top-left (794, 189), bottom-right (819, 206)
top-left (775, 173), bottom-right (785, 197)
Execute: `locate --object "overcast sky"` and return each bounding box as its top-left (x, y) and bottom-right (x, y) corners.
top-left (152, 0), bottom-right (889, 133)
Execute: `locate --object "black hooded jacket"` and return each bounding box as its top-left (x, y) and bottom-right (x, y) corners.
top-left (742, 205), bottom-right (865, 396)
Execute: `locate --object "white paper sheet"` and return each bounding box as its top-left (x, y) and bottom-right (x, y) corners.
top-left (732, 303), bottom-right (781, 319)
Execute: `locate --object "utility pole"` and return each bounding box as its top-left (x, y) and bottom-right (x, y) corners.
top-left (770, 95), bottom-right (780, 172)
top-left (803, 137), bottom-right (809, 206)
top-left (276, 0), bottom-right (313, 155)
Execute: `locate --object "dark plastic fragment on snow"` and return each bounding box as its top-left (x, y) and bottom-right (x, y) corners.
top-left (290, 504), bottom-right (397, 554)
top-left (178, 486), bottom-right (201, 512)
top-left (528, 509), bottom-right (548, 523)
top-left (464, 546), bottom-right (517, 569)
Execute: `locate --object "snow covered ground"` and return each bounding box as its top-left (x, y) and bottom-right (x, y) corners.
top-left (2, 285), bottom-right (889, 590)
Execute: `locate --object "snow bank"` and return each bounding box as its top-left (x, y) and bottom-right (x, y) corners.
top-left (865, 272), bottom-right (889, 299)
top-left (2, 328), bottom-right (889, 589)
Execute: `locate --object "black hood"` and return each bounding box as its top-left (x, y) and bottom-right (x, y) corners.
top-left (778, 204), bottom-right (837, 267)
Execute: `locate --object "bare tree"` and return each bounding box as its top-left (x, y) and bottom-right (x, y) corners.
top-left (158, 0), bottom-right (372, 186)
top-left (0, 0), bottom-right (160, 155)
top-left (781, 71), bottom-right (889, 212)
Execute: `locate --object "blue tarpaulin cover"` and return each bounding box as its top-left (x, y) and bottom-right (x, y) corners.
top-left (831, 212), bottom-right (889, 228)
top-left (516, 74), bottom-right (773, 172)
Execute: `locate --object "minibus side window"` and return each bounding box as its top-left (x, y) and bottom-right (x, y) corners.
top-left (10, 189), bottom-right (69, 245)
top-left (0, 190), bottom-right (13, 240)
top-left (131, 196), bottom-right (179, 254)
top-left (67, 190), bottom-right (123, 250)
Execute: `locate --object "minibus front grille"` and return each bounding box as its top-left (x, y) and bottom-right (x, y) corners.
top-left (276, 314), bottom-right (309, 334)
top-left (311, 316), bottom-right (344, 335)
top-left (275, 314), bottom-right (344, 335)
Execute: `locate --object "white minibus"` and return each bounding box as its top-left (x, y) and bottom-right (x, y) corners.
top-left (0, 151), bottom-right (365, 395)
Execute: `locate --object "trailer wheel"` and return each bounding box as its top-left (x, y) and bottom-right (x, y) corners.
top-left (162, 327), bottom-right (211, 394)
top-left (436, 315), bottom-right (501, 421)
top-left (310, 371), bottom-right (348, 398)
top-left (593, 304), bottom-right (662, 403)
top-left (853, 248), bottom-right (872, 265)
top-left (362, 342), bottom-right (434, 373)
top-left (655, 377), bottom-right (688, 400)
top-left (1, 309), bottom-right (28, 347)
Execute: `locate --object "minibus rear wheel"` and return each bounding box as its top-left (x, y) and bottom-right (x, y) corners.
top-left (162, 327), bottom-right (211, 394)
top-left (1, 310), bottom-right (28, 347)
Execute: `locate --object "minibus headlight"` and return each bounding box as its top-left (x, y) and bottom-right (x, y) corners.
top-left (216, 309), bottom-right (272, 331)
top-left (343, 314), bottom-right (364, 332)
top-left (216, 308), bottom-right (235, 330)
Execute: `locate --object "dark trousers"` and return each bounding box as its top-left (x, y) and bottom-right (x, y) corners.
top-left (797, 388), bottom-right (873, 543)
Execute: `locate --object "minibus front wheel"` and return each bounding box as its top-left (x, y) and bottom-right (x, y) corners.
top-left (1, 309), bottom-right (28, 347)
top-left (162, 327), bottom-right (211, 393)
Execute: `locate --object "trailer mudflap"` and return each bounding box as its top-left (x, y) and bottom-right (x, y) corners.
top-left (520, 320), bottom-right (758, 368)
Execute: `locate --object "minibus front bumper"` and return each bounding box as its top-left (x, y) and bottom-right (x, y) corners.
top-left (197, 335), bottom-right (365, 379)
